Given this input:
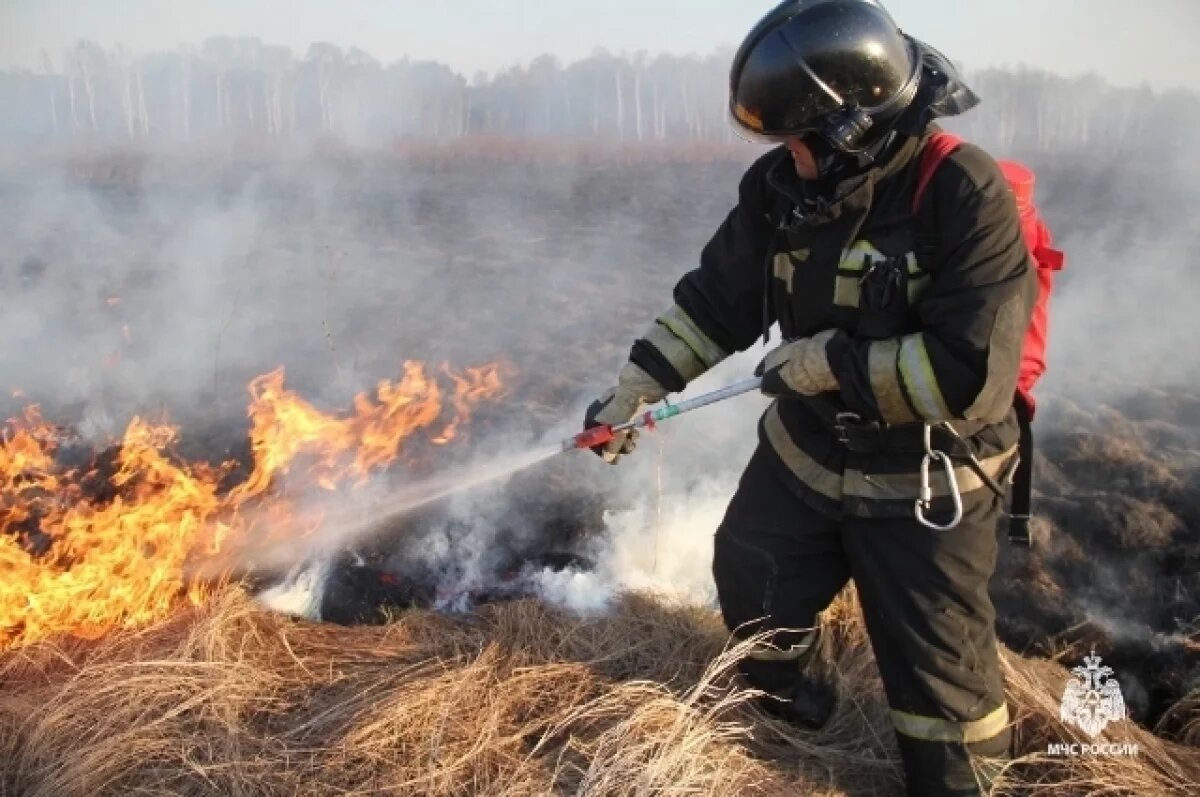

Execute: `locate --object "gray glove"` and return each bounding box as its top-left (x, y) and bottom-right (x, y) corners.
top-left (755, 329), bottom-right (839, 399)
top-left (584, 304), bottom-right (728, 464)
top-left (583, 362), bottom-right (668, 464)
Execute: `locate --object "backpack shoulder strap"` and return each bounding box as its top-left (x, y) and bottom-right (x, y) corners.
top-left (912, 131), bottom-right (964, 215)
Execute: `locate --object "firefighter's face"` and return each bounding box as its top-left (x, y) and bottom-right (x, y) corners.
top-left (783, 136), bottom-right (819, 179)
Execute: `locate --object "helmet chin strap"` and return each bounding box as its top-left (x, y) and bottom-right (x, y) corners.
top-left (805, 130), bottom-right (896, 185)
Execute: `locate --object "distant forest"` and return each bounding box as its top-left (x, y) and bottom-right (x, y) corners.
top-left (2, 37), bottom-right (1197, 159)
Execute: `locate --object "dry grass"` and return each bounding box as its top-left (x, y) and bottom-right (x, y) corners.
top-left (0, 588), bottom-right (1196, 796)
top-left (1159, 691), bottom-right (1200, 749)
top-left (992, 649), bottom-right (1200, 795)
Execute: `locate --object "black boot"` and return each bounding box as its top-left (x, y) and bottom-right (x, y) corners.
top-left (740, 626), bottom-right (838, 730)
top-left (753, 674), bottom-right (838, 729)
top-left (895, 729), bottom-right (1012, 797)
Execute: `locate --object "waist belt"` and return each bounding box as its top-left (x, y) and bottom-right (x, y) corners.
top-left (817, 405), bottom-right (989, 453)
top-left (833, 412), bottom-right (887, 453)
top-left (832, 408), bottom-right (1006, 488)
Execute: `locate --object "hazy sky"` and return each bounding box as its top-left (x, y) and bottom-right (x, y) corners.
top-left (3, 0), bottom-right (1197, 90)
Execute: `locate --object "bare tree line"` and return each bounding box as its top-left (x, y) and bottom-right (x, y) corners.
top-left (1, 37), bottom-right (1196, 158)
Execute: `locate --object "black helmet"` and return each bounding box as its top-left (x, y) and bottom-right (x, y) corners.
top-left (729, 0), bottom-right (921, 153)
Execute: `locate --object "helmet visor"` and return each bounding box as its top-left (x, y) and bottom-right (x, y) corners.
top-left (728, 28), bottom-right (843, 143)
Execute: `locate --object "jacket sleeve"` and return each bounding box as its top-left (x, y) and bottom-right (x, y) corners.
top-left (827, 144), bottom-right (1038, 425)
top-left (675, 158), bottom-right (777, 353)
top-left (630, 156), bottom-right (777, 391)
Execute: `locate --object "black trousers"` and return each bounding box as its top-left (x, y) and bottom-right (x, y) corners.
top-left (713, 445), bottom-right (1011, 797)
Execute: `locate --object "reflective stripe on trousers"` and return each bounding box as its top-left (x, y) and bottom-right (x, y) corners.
top-left (891, 703), bottom-right (1010, 744)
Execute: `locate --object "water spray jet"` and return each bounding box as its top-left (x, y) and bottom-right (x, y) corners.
top-left (254, 376), bottom-right (765, 619)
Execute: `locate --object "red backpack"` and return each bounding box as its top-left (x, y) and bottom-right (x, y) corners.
top-left (913, 132), bottom-right (1065, 545)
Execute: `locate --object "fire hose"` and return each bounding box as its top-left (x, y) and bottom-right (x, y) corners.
top-left (561, 377), bottom-right (763, 452)
top-left (562, 377), bottom-right (987, 534)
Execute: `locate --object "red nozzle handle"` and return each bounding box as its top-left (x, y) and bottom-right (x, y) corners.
top-left (570, 424), bottom-right (615, 451)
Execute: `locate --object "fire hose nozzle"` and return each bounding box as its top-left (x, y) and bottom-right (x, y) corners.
top-left (564, 424), bottom-right (615, 452)
top-left (563, 376), bottom-right (763, 454)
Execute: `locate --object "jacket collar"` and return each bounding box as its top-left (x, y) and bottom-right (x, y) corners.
top-left (764, 132), bottom-right (925, 227)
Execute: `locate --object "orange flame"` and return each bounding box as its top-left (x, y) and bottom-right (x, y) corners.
top-left (0, 361), bottom-right (504, 650)
top-left (434, 365), bottom-right (505, 445)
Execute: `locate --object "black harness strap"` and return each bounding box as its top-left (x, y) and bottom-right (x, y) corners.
top-left (1008, 398), bottom-right (1034, 547)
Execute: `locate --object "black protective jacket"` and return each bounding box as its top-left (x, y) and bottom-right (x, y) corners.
top-left (650, 130), bottom-right (1037, 520)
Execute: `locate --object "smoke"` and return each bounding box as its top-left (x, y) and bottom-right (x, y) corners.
top-left (527, 352), bottom-right (769, 614)
top-left (1034, 153), bottom-right (1200, 402)
top-left (4, 73), bottom-right (1199, 731)
top-left (5, 149), bottom-right (669, 428)
top-left (537, 480), bottom-right (737, 614)
top-left (3, 155), bottom-right (358, 427)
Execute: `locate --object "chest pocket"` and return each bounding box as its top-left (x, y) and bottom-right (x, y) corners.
top-left (833, 239), bottom-right (930, 339)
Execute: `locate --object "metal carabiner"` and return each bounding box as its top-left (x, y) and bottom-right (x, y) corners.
top-left (915, 424), bottom-right (964, 531)
top-left (921, 421), bottom-right (937, 458)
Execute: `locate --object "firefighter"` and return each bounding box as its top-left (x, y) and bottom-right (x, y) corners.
top-left (583, 1), bottom-right (1036, 794)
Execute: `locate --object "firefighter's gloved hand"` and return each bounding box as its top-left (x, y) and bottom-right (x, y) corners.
top-left (755, 329), bottom-right (839, 399)
top-left (583, 362), bottom-right (668, 464)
